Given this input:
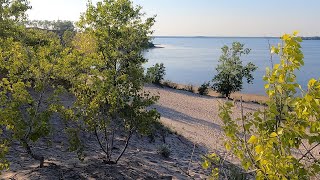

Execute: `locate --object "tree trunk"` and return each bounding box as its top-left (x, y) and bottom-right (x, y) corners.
top-left (21, 138), bottom-right (44, 168)
top-left (115, 130), bottom-right (132, 164)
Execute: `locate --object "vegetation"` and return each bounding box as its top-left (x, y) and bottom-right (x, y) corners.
top-left (198, 82), bottom-right (210, 95)
top-left (212, 42), bottom-right (257, 98)
top-left (0, 0), bottom-right (68, 170)
top-left (157, 144), bottom-right (171, 158)
top-left (59, 0), bottom-right (160, 164)
top-left (184, 84), bottom-right (195, 93)
top-left (162, 80), bottom-right (178, 89)
top-left (215, 32), bottom-right (320, 179)
top-left (146, 63), bottom-right (166, 85)
top-left (0, 0), bottom-right (160, 173)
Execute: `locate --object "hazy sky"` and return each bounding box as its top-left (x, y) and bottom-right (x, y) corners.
top-left (27, 0), bottom-right (320, 37)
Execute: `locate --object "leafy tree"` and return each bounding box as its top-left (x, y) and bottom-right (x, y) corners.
top-left (198, 82), bottom-right (210, 95)
top-left (0, 28), bottom-right (64, 169)
top-left (61, 0), bottom-right (159, 164)
top-left (0, 0), bottom-right (30, 39)
top-left (219, 32), bottom-right (320, 179)
top-left (0, 1), bottom-right (66, 170)
top-left (212, 42), bottom-right (257, 98)
top-left (145, 63), bottom-right (166, 85)
top-left (0, 0), bottom-right (30, 172)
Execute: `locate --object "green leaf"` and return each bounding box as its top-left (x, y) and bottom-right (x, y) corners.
top-left (255, 145), bottom-right (263, 154)
top-left (308, 78), bottom-right (317, 88)
top-left (248, 135), bottom-right (258, 144)
top-left (270, 132), bottom-right (278, 138)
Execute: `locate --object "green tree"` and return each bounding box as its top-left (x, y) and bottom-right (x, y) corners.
top-left (0, 0), bottom-right (30, 39)
top-left (0, 1), bottom-right (67, 170)
top-left (145, 63), bottom-right (166, 85)
top-left (0, 0), bottom-right (30, 172)
top-left (61, 0), bottom-right (159, 164)
top-left (0, 28), bottom-right (64, 169)
top-left (212, 42), bottom-right (257, 98)
top-left (219, 32), bottom-right (320, 179)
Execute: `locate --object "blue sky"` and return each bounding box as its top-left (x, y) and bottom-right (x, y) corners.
top-left (27, 0), bottom-right (320, 37)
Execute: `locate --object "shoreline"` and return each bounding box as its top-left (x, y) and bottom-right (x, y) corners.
top-left (159, 81), bottom-right (268, 104)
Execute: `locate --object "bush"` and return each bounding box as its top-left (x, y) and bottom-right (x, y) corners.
top-left (162, 80), bottom-right (178, 89)
top-left (146, 63), bottom-right (166, 85)
top-left (184, 84), bottom-right (194, 93)
top-left (198, 82), bottom-right (210, 95)
top-left (218, 32), bottom-right (320, 179)
top-left (212, 42), bottom-right (257, 98)
top-left (157, 144), bottom-right (171, 158)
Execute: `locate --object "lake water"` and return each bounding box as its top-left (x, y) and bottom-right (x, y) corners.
top-left (143, 37), bottom-right (320, 95)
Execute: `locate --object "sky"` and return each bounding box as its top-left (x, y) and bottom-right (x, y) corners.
top-left (27, 0), bottom-right (320, 37)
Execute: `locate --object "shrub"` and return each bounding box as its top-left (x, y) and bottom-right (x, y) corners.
top-left (212, 42), bottom-right (257, 98)
top-left (184, 84), bottom-right (194, 93)
top-left (198, 82), bottom-right (210, 95)
top-left (157, 144), bottom-right (171, 158)
top-left (162, 80), bottom-right (178, 89)
top-left (146, 63), bottom-right (166, 85)
top-left (218, 32), bottom-right (320, 179)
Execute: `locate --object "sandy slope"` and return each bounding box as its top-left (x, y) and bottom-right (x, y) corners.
top-left (145, 84), bottom-right (262, 164)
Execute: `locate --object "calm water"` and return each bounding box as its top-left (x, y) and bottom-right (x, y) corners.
top-left (144, 37), bottom-right (320, 95)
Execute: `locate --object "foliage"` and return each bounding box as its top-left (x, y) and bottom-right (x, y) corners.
top-left (0, 25), bottom-right (65, 170)
top-left (212, 42), bottom-right (257, 98)
top-left (202, 153), bottom-right (220, 179)
top-left (157, 144), bottom-right (171, 158)
top-left (184, 84), bottom-right (195, 93)
top-left (27, 20), bottom-right (75, 32)
top-left (0, 0), bottom-right (30, 39)
top-left (219, 32), bottom-right (320, 179)
top-left (145, 63), bottom-right (166, 85)
top-left (59, 0), bottom-right (160, 164)
top-left (0, 1), bottom-right (75, 173)
top-left (198, 82), bottom-right (210, 95)
top-left (162, 80), bottom-right (178, 89)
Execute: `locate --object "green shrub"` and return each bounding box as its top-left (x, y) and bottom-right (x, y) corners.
top-left (198, 82), bottom-right (210, 95)
top-left (146, 63), bottom-right (166, 85)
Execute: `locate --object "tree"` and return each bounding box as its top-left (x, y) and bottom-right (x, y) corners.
top-left (61, 0), bottom-right (159, 164)
top-left (0, 1), bottom-right (68, 171)
top-left (0, 28), bottom-right (65, 169)
top-left (0, 0), bottom-right (30, 39)
top-left (212, 42), bottom-right (257, 98)
top-left (145, 63), bottom-right (166, 85)
top-left (219, 32), bottom-right (320, 179)
top-left (0, 0), bottom-right (30, 172)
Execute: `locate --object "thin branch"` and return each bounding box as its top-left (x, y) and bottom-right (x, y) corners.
top-left (115, 129), bottom-right (133, 164)
top-left (298, 143), bottom-right (320, 162)
top-left (94, 126), bottom-right (108, 156)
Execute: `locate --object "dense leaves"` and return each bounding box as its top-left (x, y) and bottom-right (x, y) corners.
top-left (145, 63), bottom-right (166, 85)
top-left (212, 42), bottom-right (257, 98)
